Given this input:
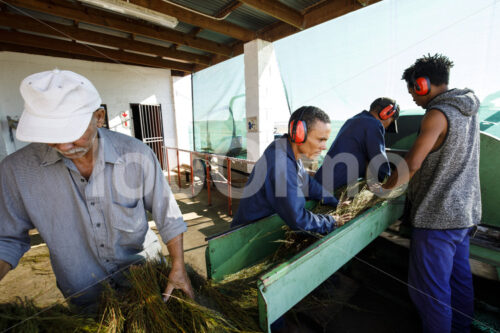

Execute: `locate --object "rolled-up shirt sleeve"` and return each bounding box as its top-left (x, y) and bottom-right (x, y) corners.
top-left (0, 161), bottom-right (32, 268)
top-left (142, 149), bottom-right (187, 244)
top-left (306, 172), bottom-right (338, 207)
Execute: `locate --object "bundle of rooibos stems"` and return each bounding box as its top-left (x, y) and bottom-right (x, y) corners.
top-left (0, 258), bottom-right (259, 333)
top-left (0, 181), bottom-right (402, 332)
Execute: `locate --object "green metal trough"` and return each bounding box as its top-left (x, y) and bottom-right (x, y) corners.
top-left (205, 112), bottom-right (500, 332)
top-left (206, 196), bottom-right (405, 332)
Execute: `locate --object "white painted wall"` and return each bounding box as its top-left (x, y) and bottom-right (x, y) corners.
top-left (172, 75), bottom-right (193, 167)
top-left (0, 52), bottom-right (177, 160)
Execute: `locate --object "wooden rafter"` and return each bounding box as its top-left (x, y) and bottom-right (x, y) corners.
top-left (0, 29), bottom-right (194, 72)
top-left (0, 11), bottom-right (211, 66)
top-left (256, 0), bottom-right (381, 43)
top-left (0, 42), bottom-right (129, 65)
top-left (0, 42), bottom-right (188, 76)
top-left (220, 0), bottom-right (380, 70)
top-left (129, 0), bottom-right (255, 41)
top-left (302, 0), bottom-right (372, 28)
top-left (239, 0), bottom-right (304, 29)
top-left (188, 27), bottom-right (202, 37)
top-left (3, 0), bottom-right (233, 56)
top-left (214, 0), bottom-right (242, 19)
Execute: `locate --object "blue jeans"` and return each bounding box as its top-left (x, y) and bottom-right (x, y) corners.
top-left (408, 228), bottom-right (474, 333)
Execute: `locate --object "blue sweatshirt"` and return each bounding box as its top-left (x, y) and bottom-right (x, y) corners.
top-left (314, 111), bottom-right (390, 191)
top-left (231, 135), bottom-right (338, 234)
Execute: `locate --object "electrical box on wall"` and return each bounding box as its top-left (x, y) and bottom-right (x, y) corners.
top-left (247, 116), bottom-right (258, 132)
top-left (119, 111), bottom-right (131, 128)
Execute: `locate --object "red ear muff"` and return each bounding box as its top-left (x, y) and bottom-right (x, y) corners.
top-left (379, 104), bottom-right (396, 120)
top-left (414, 77), bottom-right (431, 96)
top-left (289, 120), bottom-right (307, 144)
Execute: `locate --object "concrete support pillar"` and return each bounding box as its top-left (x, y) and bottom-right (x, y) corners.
top-left (244, 39), bottom-right (289, 162)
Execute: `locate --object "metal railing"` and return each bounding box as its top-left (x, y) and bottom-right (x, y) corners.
top-left (163, 146), bottom-right (256, 216)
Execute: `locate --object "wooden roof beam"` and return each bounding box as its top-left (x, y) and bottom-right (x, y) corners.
top-left (188, 27), bottom-right (202, 37)
top-left (129, 0), bottom-right (255, 41)
top-left (0, 29), bottom-right (194, 72)
top-left (220, 0), bottom-right (381, 73)
top-left (4, 0), bottom-right (233, 57)
top-left (239, 0), bottom-right (304, 29)
top-left (256, 0), bottom-right (381, 42)
top-left (214, 0), bottom-right (242, 19)
top-left (302, 0), bottom-right (379, 28)
top-left (0, 42), bottom-right (187, 76)
top-left (0, 42), bottom-right (133, 65)
top-left (0, 11), bottom-right (211, 66)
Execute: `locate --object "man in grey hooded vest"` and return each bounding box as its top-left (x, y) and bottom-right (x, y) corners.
top-left (381, 54), bottom-right (480, 333)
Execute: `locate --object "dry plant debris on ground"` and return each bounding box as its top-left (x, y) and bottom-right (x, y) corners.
top-left (0, 182), bottom-right (403, 332)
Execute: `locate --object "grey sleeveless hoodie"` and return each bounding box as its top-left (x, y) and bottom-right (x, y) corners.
top-left (408, 88), bottom-right (481, 229)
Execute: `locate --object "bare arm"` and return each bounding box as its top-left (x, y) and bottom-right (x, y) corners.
top-left (0, 259), bottom-right (11, 281)
top-left (383, 109), bottom-right (447, 189)
top-left (162, 234), bottom-right (194, 301)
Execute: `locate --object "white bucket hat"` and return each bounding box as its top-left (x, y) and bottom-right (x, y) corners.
top-left (16, 69), bottom-right (102, 143)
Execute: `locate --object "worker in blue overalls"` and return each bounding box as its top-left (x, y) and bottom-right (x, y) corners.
top-left (231, 106), bottom-right (350, 333)
top-left (232, 106), bottom-right (349, 233)
top-left (314, 97), bottom-right (399, 192)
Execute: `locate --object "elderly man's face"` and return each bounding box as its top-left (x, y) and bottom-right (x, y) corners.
top-left (47, 109), bottom-right (105, 159)
top-left (297, 120), bottom-right (331, 160)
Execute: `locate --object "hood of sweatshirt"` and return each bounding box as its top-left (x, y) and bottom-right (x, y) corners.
top-left (428, 88), bottom-right (480, 117)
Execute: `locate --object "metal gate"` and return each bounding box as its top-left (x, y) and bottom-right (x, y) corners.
top-left (136, 104), bottom-right (165, 169)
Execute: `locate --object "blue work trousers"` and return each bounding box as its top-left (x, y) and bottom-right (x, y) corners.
top-left (408, 228), bottom-right (474, 333)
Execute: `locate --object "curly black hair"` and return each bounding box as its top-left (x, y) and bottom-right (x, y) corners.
top-left (402, 53), bottom-right (454, 86)
top-left (289, 106), bottom-right (330, 132)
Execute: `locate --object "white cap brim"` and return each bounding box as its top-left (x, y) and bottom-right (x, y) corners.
top-left (16, 110), bottom-right (93, 143)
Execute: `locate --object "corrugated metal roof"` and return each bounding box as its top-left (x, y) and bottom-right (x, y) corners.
top-left (0, 0), bottom-right (366, 73)
top-left (173, 21), bottom-right (197, 34)
top-left (167, 0), bottom-right (231, 16)
top-left (281, 0), bottom-right (323, 12)
top-left (167, 0), bottom-right (325, 33)
top-left (6, 7), bottom-right (73, 25)
top-left (197, 29), bottom-right (237, 45)
top-left (79, 23), bottom-right (130, 38)
top-left (133, 35), bottom-right (174, 48)
top-left (225, 4), bottom-right (279, 31)
top-left (176, 45), bottom-right (211, 56)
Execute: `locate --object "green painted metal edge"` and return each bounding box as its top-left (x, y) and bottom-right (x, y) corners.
top-left (470, 244), bottom-right (500, 268)
top-left (205, 201), bottom-right (316, 282)
top-left (479, 132), bottom-right (500, 228)
top-left (205, 214), bottom-right (285, 282)
top-left (256, 196), bottom-right (405, 332)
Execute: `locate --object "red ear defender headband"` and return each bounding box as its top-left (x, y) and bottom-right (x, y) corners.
top-left (379, 103), bottom-right (398, 120)
top-left (289, 108), bottom-right (308, 145)
top-left (414, 76), bottom-right (431, 96)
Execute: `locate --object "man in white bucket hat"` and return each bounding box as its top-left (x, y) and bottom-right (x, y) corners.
top-left (0, 69), bottom-right (193, 308)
